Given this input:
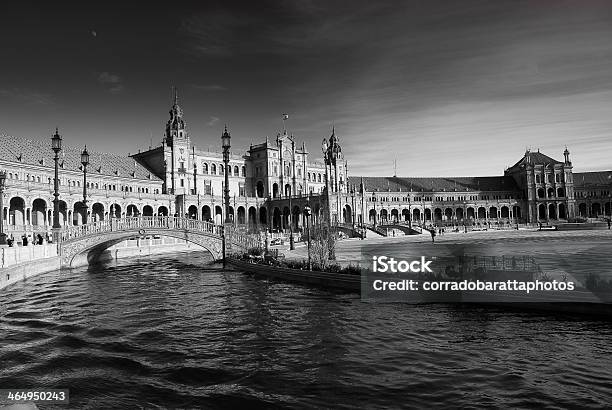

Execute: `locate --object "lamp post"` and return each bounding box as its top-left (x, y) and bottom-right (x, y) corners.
top-left (288, 188), bottom-right (295, 250)
top-left (81, 145), bottom-right (89, 225)
top-left (0, 170), bottom-right (6, 245)
top-left (221, 126), bottom-right (231, 266)
top-left (304, 203), bottom-right (312, 270)
top-left (51, 128), bottom-right (62, 245)
top-left (321, 138), bottom-right (329, 225)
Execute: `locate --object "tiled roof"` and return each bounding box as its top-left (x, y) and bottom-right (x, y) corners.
top-left (511, 151), bottom-right (562, 168)
top-left (0, 134), bottom-right (161, 181)
top-left (349, 176), bottom-right (520, 192)
top-left (574, 171), bottom-right (612, 187)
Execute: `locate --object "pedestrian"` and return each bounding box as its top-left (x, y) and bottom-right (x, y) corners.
top-left (608, 218), bottom-right (611, 230)
top-left (22, 234), bottom-right (28, 246)
top-left (430, 228), bottom-right (436, 244)
top-left (37, 233), bottom-right (44, 245)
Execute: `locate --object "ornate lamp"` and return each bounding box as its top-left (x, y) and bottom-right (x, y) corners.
top-left (81, 146), bottom-right (90, 224)
top-left (51, 128), bottom-right (63, 233)
top-left (0, 170), bottom-right (6, 244)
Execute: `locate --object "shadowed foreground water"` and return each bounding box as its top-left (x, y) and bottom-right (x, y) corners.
top-left (1, 252), bottom-right (612, 408)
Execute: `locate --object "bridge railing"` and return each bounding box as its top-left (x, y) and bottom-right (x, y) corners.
top-left (226, 226), bottom-right (262, 252)
top-left (60, 216), bottom-right (223, 241)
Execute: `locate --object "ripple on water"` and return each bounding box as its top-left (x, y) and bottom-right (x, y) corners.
top-left (1, 251), bottom-right (612, 408)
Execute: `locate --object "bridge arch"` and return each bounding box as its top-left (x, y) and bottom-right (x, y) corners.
top-left (63, 229), bottom-right (221, 267)
top-left (59, 217), bottom-right (257, 268)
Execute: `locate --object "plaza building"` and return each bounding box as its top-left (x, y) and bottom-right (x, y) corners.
top-left (0, 132), bottom-right (168, 240)
top-left (1, 93), bottom-right (611, 241)
top-left (337, 146), bottom-right (610, 229)
top-left (131, 92), bottom-right (331, 231)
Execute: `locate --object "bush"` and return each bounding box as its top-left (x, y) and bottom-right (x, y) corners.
top-left (248, 247), bottom-right (263, 256)
top-left (340, 264), bottom-right (363, 275)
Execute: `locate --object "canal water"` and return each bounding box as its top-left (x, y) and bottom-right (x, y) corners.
top-left (1, 252), bottom-right (612, 408)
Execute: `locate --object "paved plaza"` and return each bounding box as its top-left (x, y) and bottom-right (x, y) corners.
top-left (283, 229), bottom-right (612, 286)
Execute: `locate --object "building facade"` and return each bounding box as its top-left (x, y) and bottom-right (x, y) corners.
top-left (1, 94), bottom-right (611, 241)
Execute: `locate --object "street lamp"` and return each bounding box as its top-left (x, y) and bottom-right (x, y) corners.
top-left (0, 170), bottom-right (6, 245)
top-left (81, 145), bottom-right (89, 225)
top-left (51, 129), bottom-right (62, 245)
top-left (304, 203), bottom-right (312, 270)
top-left (221, 126), bottom-right (231, 266)
top-left (222, 126), bottom-right (231, 223)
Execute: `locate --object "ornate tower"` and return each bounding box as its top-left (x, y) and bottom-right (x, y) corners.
top-left (163, 88), bottom-right (191, 197)
top-left (326, 127), bottom-right (347, 194)
top-left (562, 147), bottom-right (576, 218)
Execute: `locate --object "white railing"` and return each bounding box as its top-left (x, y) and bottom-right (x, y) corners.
top-left (60, 216), bottom-right (223, 241)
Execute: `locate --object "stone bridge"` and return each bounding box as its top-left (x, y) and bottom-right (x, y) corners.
top-left (361, 222), bottom-right (422, 237)
top-left (58, 216), bottom-right (260, 267)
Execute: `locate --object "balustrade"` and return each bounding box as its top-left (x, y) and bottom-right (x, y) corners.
top-left (59, 216), bottom-right (230, 242)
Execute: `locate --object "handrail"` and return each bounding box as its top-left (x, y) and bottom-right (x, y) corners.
top-left (58, 216), bottom-right (259, 252)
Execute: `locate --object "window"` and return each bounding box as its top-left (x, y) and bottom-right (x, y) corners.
top-left (220, 164), bottom-right (224, 174)
top-left (241, 166), bottom-right (246, 177)
top-left (203, 163), bottom-right (208, 174)
top-left (180, 179), bottom-right (184, 187)
top-left (234, 165), bottom-right (239, 176)
top-left (211, 164), bottom-right (216, 174)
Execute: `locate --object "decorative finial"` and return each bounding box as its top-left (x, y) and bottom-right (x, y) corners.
top-left (173, 86), bottom-right (178, 105)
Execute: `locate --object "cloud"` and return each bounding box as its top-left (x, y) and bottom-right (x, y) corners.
top-left (97, 71), bottom-right (124, 94)
top-left (178, 3), bottom-right (367, 58)
top-left (0, 87), bottom-right (53, 105)
top-left (207, 116), bottom-right (219, 126)
top-left (191, 84), bottom-right (227, 91)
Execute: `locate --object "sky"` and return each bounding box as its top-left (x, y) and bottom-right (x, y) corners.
top-left (1, 0), bottom-right (612, 176)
